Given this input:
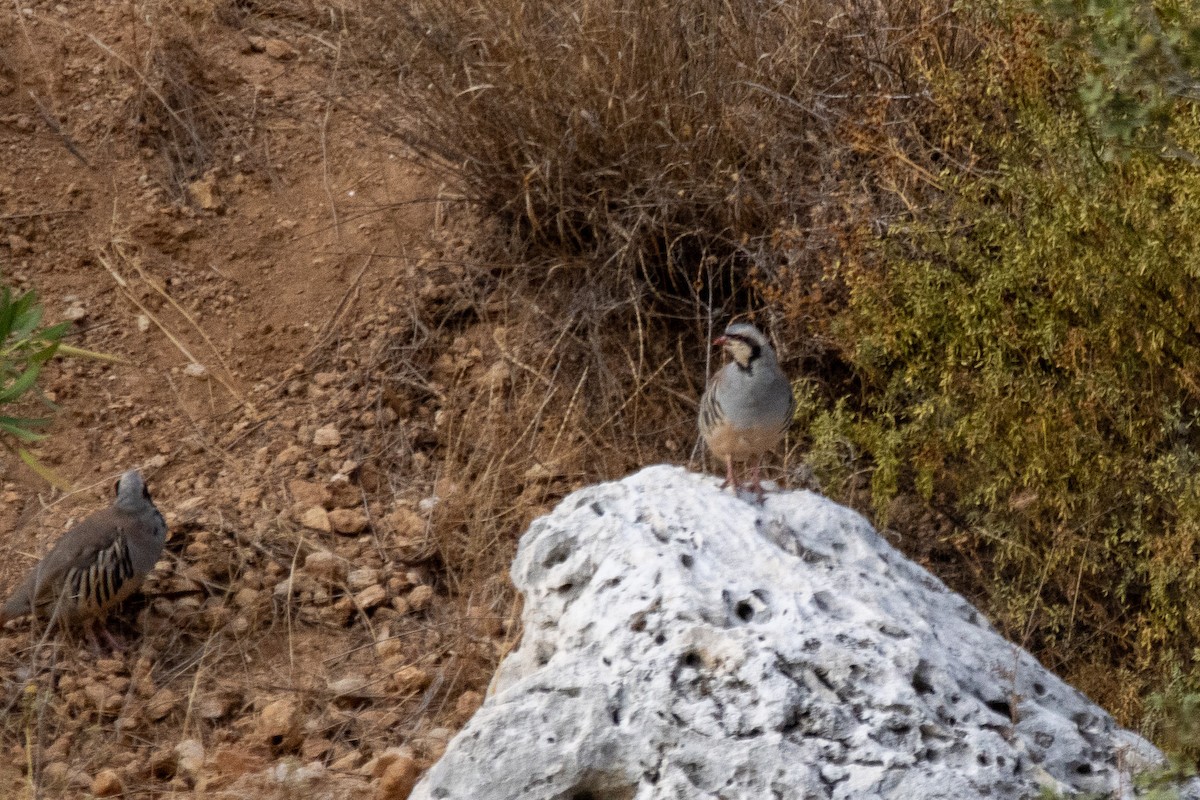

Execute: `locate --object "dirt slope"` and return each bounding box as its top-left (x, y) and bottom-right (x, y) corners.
top-left (0, 3), bottom-right (503, 797)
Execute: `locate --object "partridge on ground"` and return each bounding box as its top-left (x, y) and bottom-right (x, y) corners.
top-left (699, 322), bottom-right (795, 499)
top-left (0, 469), bottom-right (167, 648)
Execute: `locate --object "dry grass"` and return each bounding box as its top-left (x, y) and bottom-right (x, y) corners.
top-left (353, 0), bottom-right (973, 314)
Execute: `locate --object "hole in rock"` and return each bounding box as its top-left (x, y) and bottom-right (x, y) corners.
top-left (680, 553), bottom-right (694, 568)
top-left (543, 544), bottom-right (571, 569)
top-left (911, 661), bottom-right (935, 695)
top-left (557, 771), bottom-right (636, 800)
top-left (735, 601), bottom-right (755, 622)
top-left (682, 650), bottom-right (702, 669)
top-left (984, 699), bottom-right (1013, 721)
top-left (1032, 682), bottom-right (1046, 696)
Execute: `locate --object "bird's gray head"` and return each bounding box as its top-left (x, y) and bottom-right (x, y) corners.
top-left (113, 469), bottom-right (153, 511)
top-left (715, 322), bottom-right (776, 370)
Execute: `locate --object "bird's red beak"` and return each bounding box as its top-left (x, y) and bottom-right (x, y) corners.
top-left (713, 336), bottom-right (727, 347)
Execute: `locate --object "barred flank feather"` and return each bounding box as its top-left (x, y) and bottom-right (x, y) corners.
top-left (64, 536), bottom-right (137, 618)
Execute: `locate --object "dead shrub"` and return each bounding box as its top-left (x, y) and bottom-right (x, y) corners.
top-left (357, 0), bottom-right (972, 312)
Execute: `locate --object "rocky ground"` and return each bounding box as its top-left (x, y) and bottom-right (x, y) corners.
top-left (0, 2), bottom-right (535, 797)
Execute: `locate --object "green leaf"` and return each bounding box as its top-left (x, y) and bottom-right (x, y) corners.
top-left (16, 447), bottom-right (71, 490)
top-left (0, 417), bottom-right (47, 443)
top-left (0, 361), bottom-right (45, 403)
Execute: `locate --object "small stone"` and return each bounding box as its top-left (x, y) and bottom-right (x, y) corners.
top-left (375, 755), bottom-right (420, 800)
top-left (289, 479), bottom-right (331, 509)
top-left (8, 234), bottom-right (31, 255)
top-left (327, 478), bottom-right (360, 509)
top-left (42, 761), bottom-right (69, 785)
top-left (183, 362), bottom-right (208, 378)
top-left (313, 424), bottom-right (341, 447)
top-left (146, 688), bottom-right (178, 721)
top-left (328, 675), bottom-right (372, 705)
top-left (371, 746), bottom-right (417, 778)
top-left (348, 567), bottom-right (381, 591)
top-left (382, 507), bottom-right (425, 540)
top-left (453, 690), bottom-right (484, 724)
top-left (355, 584), bottom-right (387, 611)
top-left (407, 584), bottom-right (434, 612)
top-left (274, 444), bottom-right (305, 466)
top-left (175, 739), bottom-right (205, 777)
top-left (137, 314), bottom-right (151, 332)
top-left (64, 303), bottom-right (86, 321)
top-left (196, 692), bottom-right (237, 720)
top-left (96, 658), bottom-right (125, 674)
top-left (233, 586), bottom-right (261, 608)
top-left (91, 768), bottom-right (123, 797)
top-left (300, 507), bottom-right (331, 533)
top-left (303, 550), bottom-right (346, 582)
top-left (85, 683), bottom-right (122, 716)
top-left (391, 665), bottom-right (432, 695)
top-left (329, 751), bottom-right (363, 772)
top-left (329, 508), bottom-right (368, 535)
top-left (188, 171), bottom-right (223, 211)
top-left (258, 698), bottom-right (302, 752)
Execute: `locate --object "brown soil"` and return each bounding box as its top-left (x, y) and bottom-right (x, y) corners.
top-left (0, 3), bottom-right (514, 797)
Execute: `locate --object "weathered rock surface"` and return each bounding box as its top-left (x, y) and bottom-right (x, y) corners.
top-left (412, 465), bottom-right (1198, 800)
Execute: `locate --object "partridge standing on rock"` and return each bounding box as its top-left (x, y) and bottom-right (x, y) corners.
top-left (699, 322), bottom-right (795, 499)
top-left (0, 469), bottom-right (167, 649)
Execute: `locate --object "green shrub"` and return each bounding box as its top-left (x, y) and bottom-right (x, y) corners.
top-left (1044, 0), bottom-right (1200, 158)
top-left (807, 54), bottom-right (1200, 712)
top-left (0, 284), bottom-right (103, 486)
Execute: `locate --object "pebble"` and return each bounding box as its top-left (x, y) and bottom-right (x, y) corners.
top-left (390, 665), bottom-right (431, 695)
top-left (289, 479), bottom-right (331, 508)
top-left (300, 507), bottom-right (331, 533)
top-left (407, 584), bottom-right (434, 612)
top-left (90, 768), bottom-right (123, 797)
top-left (328, 675), bottom-right (371, 704)
top-left (355, 584), bottom-right (388, 611)
top-left (313, 424), bottom-right (341, 447)
top-left (347, 567), bottom-right (380, 592)
top-left (146, 688), bottom-right (179, 721)
top-left (175, 739), bottom-right (205, 777)
top-left (303, 550), bottom-right (346, 582)
top-left (375, 754), bottom-right (420, 800)
top-left (329, 508), bottom-right (368, 534)
top-left (258, 698), bottom-right (302, 751)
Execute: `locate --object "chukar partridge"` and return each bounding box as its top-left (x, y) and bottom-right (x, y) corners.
top-left (699, 322), bottom-right (794, 499)
top-left (0, 469), bottom-right (167, 648)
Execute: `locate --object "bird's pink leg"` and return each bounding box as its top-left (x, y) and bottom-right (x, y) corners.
top-left (749, 458), bottom-right (766, 503)
top-left (99, 625), bottom-right (127, 653)
top-left (720, 455), bottom-right (739, 492)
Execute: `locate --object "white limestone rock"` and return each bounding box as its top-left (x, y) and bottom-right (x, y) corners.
top-left (412, 465), bottom-right (1197, 800)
